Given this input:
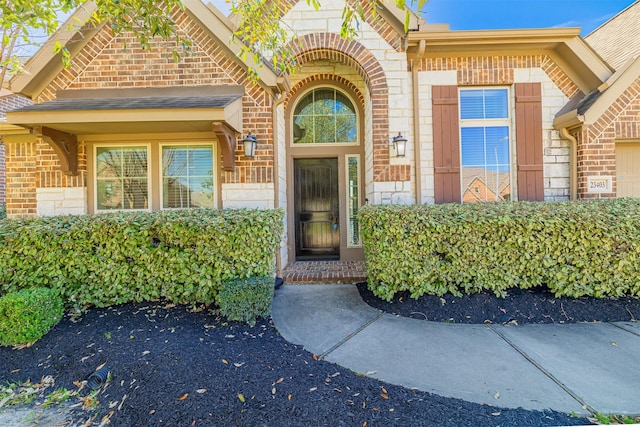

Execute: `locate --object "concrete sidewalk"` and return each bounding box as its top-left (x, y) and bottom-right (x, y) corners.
top-left (271, 284), bottom-right (640, 416)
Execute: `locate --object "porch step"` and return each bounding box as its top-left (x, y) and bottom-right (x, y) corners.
top-left (282, 261), bottom-right (367, 284)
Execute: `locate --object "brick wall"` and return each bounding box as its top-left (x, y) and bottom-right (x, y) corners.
top-left (578, 76), bottom-right (640, 198)
top-left (6, 6), bottom-right (275, 217)
top-left (1, 94), bottom-right (33, 208)
top-left (5, 141), bottom-right (38, 217)
top-left (0, 142), bottom-right (5, 206)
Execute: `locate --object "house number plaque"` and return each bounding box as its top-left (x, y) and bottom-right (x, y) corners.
top-left (586, 176), bottom-right (612, 193)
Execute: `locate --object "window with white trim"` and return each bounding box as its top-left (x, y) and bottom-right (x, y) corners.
top-left (459, 88), bottom-right (511, 202)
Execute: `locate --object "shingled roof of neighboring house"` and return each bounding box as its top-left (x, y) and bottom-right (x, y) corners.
top-left (586, 0), bottom-right (640, 70)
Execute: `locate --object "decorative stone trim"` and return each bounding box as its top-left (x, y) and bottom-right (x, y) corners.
top-left (290, 33), bottom-right (400, 181)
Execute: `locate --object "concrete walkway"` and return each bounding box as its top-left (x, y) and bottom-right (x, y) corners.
top-left (271, 284), bottom-right (640, 416)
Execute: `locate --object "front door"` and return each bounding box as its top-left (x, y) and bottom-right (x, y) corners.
top-left (294, 158), bottom-right (339, 259)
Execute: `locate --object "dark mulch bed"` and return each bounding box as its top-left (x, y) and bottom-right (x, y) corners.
top-left (0, 298), bottom-right (592, 427)
top-left (357, 282), bottom-right (640, 324)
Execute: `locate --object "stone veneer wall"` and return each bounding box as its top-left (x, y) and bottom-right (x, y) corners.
top-left (417, 55), bottom-right (580, 203)
top-left (282, 0), bottom-right (414, 206)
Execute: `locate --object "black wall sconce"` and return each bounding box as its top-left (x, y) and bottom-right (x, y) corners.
top-left (391, 132), bottom-right (407, 157)
top-left (242, 132), bottom-right (258, 158)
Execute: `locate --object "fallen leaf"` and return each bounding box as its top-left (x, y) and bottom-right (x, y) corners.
top-left (141, 351), bottom-right (150, 356)
top-left (439, 298), bottom-right (446, 306)
top-left (380, 393), bottom-right (388, 399)
top-left (363, 422), bottom-right (367, 427)
top-left (309, 387), bottom-right (317, 392)
top-left (10, 369), bottom-right (20, 373)
top-left (271, 387), bottom-right (276, 395)
top-left (288, 394), bottom-right (292, 400)
top-left (381, 387), bottom-right (387, 394)
top-left (491, 412), bottom-right (501, 416)
top-left (196, 389), bottom-right (207, 394)
top-left (233, 362), bottom-right (245, 368)
top-left (494, 391), bottom-right (500, 400)
top-left (222, 359), bottom-right (228, 365)
top-left (612, 342), bottom-right (618, 347)
top-left (312, 354), bottom-right (318, 361)
top-left (224, 334), bottom-right (235, 339)
top-left (130, 335), bottom-right (134, 339)
top-left (178, 394), bottom-right (188, 401)
top-left (275, 377), bottom-right (284, 384)
top-left (149, 410), bottom-right (155, 415)
top-left (237, 393), bottom-right (245, 403)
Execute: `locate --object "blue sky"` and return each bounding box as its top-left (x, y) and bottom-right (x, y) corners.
top-left (206, 0), bottom-right (635, 36)
top-left (421, 0), bottom-right (635, 36)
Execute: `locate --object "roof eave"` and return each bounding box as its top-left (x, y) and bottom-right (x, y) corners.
top-left (186, 0), bottom-right (280, 89)
top-left (9, 2), bottom-right (101, 98)
top-left (553, 110), bottom-right (584, 131)
top-left (406, 28), bottom-right (614, 94)
top-left (580, 57), bottom-right (640, 126)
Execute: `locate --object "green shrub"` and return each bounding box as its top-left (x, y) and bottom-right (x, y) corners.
top-left (0, 203), bottom-right (5, 220)
top-left (0, 209), bottom-right (284, 308)
top-left (359, 199), bottom-right (640, 301)
top-left (219, 276), bottom-right (274, 324)
top-left (0, 287), bottom-right (64, 346)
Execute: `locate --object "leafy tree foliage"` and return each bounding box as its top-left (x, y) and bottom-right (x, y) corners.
top-left (1, 0), bottom-right (188, 80)
top-left (1, 0), bottom-right (424, 82)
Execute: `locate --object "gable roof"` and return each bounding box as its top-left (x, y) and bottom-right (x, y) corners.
top-left (585, 0), bottom-right (640, 70)
top-left (9, 0), bottom-right (283, 99)
top-left (554, 56), bottom-right (640, 129)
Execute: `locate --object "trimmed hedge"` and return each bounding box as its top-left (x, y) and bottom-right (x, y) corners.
top-left (0, 209), bottom-right (284, 308)
top-left (359, 199), bottom-right (640, 301)
top-left (219, 276), bottom-right (274, 324)
top-left (0, 287), bottom-right (64, 346)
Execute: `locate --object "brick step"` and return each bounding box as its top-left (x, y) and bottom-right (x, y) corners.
top-left (282, 261), bottom-right (367, 284)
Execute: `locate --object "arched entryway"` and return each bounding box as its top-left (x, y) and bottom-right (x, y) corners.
top-left (286, 83), bottom-right (365, 261)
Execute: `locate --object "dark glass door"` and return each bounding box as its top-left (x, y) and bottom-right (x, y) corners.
top-left (294, 158), bottom-right (339, 259)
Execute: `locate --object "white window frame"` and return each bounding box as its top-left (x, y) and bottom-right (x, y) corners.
top-left (458, 87), bottom-right (514, 203)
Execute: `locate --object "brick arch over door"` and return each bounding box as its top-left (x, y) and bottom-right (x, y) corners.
top-left (290, 33), bottom-right (398, 182)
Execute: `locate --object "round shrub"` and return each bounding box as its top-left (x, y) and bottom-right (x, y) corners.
top-left (0, 287), bottom-right (64, 346)
top-left (219, 276), bottom-right (274, 325)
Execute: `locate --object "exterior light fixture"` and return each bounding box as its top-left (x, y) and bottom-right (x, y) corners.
top-left (242, 132), bottom-right (257, 158)
top-left (391, 132), bottom-right (408, 157)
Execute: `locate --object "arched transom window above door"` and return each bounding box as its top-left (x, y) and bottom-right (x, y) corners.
top-left (292, 88), bottom-right (358, 145)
